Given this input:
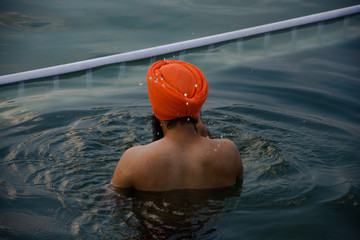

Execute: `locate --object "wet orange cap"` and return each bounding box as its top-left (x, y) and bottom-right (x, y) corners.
top-left (147, 60), bottom-right (208, 120)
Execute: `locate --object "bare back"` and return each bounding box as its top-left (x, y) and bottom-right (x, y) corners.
top-left (112, 134), bottom-right (243, 191)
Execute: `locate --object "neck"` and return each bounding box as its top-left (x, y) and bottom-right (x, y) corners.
top-left (160, 120), bottom-right (198, 140)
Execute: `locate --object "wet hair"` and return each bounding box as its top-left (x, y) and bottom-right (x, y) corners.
top-left (151, 115), bottom-right (197, 142)
top-left (151, 115), bottom-right (164, 141)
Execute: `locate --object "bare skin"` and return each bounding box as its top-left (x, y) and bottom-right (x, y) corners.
top-left (112, 116), bottom-right (243, 192)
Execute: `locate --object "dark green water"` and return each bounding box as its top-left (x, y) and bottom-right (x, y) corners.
top-left (1, 1), bottom-right (360, 239)
top-left (1, 36), bottom-right (360, 238)
top-left (0, 0), bottom-right (359, 74)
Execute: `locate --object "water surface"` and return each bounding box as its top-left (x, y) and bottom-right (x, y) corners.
top-left (1, 1), bottom-right (360, 239)
top-left (0, 0), bottom-right (359, 74)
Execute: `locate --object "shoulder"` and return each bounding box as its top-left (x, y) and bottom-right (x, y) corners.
top-left (212, 138), bottom-right (239, 155)
top-left (211, 138), bottom-right (243, 179)
top-left (112, 140), bottom-right (167, 186)
top-left (112, 145), bottom-right (149, 188)
top-left (115, 145), bottom-right (143, 167)
top-left (121, 145), bottom-right (146, 160)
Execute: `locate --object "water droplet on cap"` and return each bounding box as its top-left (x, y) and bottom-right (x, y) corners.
top-left (184, 93), bottom-right (187, 97)
top-left (149, 76), bottom-right (152, 80)
top-left (155, 78), bottom-right (158, 83)
top-left (195, 84), bottom-right (198, 87)
top-left (186, 102), bottom-right (189, 105)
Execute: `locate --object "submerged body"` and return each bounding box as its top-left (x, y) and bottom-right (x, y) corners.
top-left (112, 119), bottom-right (243, 191)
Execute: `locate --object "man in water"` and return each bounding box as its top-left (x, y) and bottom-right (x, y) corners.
top-left (112, 60), bottom-right (243, 191)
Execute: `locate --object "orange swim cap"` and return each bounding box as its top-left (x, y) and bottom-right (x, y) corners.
top-left (147, 60), bottom-right (208, 120)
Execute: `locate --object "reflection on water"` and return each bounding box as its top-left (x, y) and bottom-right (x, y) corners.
top-left (0, 99), bottom-right (311, 238)
top-left (1, 93), bottom-right (358, 238)
top-left (0, 0), bottom-right (359, 74)
top-left (1, 29), bottom-right (360, 239)
top-left (108, 186), bottom-right (241, 239)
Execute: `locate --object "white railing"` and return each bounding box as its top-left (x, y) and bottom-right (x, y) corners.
top-left (0, 5), bottom-right (359, 86)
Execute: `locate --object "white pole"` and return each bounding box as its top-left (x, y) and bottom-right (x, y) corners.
top-left (0, 5), bottom-right (359, 85)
